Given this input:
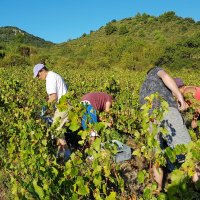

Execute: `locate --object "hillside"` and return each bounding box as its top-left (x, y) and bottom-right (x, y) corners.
top-left (0, 26), bottom-right (54, 47)
top-left (50, 11), bottom-right (200, 70)
top-left (0, 26), bottom-right (55, 67)
top-left (0, 12), bottom-right (200, 70)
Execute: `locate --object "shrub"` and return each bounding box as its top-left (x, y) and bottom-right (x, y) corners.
top-left (105, 24), bottom-right (117, 35)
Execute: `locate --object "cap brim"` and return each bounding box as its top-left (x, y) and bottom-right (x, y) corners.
top-left (33, 72), bottom-right (38, 78)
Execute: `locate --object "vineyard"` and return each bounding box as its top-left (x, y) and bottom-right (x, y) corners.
top-left (0, 65), bottom-right (200, 200)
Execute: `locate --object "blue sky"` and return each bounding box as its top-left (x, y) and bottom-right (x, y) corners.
top-left (0, 0), bottom-right (199, 43)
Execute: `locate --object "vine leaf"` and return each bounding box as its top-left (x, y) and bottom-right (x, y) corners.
top-left (33, 180), bottom-right (44, 199)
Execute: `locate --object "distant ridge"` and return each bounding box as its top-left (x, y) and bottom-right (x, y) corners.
top-left (0, 12), bottom-right (200, 69)
top-left (0, 26), bottom-right (54, 47)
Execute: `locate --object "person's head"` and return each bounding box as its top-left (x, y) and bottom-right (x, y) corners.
top-left (174, 78), bottom-right (184, 88)
top-left (33, 63), bottom-right (48, 80)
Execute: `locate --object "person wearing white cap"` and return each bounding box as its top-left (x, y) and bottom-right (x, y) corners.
top-left (33, 63), bottom-right (68, 130)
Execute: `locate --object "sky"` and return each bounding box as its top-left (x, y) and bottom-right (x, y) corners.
top-left (0, 0), bottom-right (200, 44)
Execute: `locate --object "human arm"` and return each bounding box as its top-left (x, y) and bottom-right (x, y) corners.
top-left (105, 101), bottom-right (112, 112)
top-left (157, 70), bottom-right (187, 111)
top-left (47, 93), bottom-right (58, 103)
top-left (98, 101), bottom-right (113, 127)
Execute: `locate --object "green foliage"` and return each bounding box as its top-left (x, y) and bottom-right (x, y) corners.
top-left (155, 34), bottom-right (200, 68)
top-left (1, 11), bottom-right (200, 199)
top-left (1, 53), bottom-right (30, 67)
top-left (1, 66), bottom-right (200, 199)
top-left (0, 50), bottom-right (5, 58)
top-left (118, 25), bottom-right (129, 35)
top-left (81, 33), bottom-right (87, 37)
top-left (18, 46), bottom-right (31, 57)
top-left (158, 11), bottom-right (180, 22)
top-left (1, 12), bottom-right (200, 70)
top-left (45, 12), bottom-right (199, 71)
top-left (0, 70), bottom-right (126, 199)
top-left (105, 23), bottom-right (117, 35)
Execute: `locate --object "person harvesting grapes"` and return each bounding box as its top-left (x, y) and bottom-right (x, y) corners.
top-left (139, 67), bottom-right (191, 192)
top-left (81, 92), bottom-right (113, 143)
top-left (33, 63), bottom-right (69, 148)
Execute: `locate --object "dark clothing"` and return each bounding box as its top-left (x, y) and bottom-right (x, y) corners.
top-left (139, 67), bottom-right (191, 172)
top-left (139, 67), bottom-right (178, 110)
top-left (81, 92), bottom-right (112, 112)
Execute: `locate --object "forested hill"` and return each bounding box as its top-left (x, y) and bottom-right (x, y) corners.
top-left (53, 12), bottom-right (200, 70)
top-left (1, 12), bottom-right (200, 70)
top-left (0, 26), bottom-right (54, 67)
top-left (0, 26), bottom-right (54, 47)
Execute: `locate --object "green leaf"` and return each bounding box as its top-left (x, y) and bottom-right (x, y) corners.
top-left (170, 169), bottom-right (185, 184)
top-left (158, 193), bottom-right (168, 200)
top-left (78, 140), bottom-right (85, 145)
top-left (68, 112), bottom-right (81, 131)
top-left (41, 139), bottom-right (47, 146)
top-left (78, 184), bottom-right (89, 195)
top-left (52, 167), bottom-right (58, 176)
top-left (71, 167), bottom-right (78, 177)
top-left (137, 170), bottom-right (145, 184)
top-left (69, 122), bottom-right (80, 131)
top-left (143, 188), bottom-right (151, 199)
top-left (94, 122), bottom-right (105, 131)
top-left (165, 147), bottom-right (176, 163)
top-left (33, 180), bottom-right (44, 199)
top-left (92, 137), bottom-right (101, 152)
top-left (8, 143), bottom-right (15, 154)
top-left (132, 149), bottom-right (141, 156)
top-left (103, 166), bottom-right (110, 177)
top-left (93, 177), bottom-right (101, 187)
top-left (71, 193), bottom-right (78, 200)
top-left (106, 192), bottom-right (116, 200)
top-left (11, 179), bottom-right (18, 195)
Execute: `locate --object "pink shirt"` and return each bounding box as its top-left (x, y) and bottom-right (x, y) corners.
top-left (81, 92), bottom-right (112, 111)
top-left (194, 87), bottom-right (200, 100)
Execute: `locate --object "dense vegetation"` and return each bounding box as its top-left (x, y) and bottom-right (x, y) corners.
top-left (0, 26), bottom-right (54, 67)
top-left (0, 12), bottom-right (200, 70)
top-left (52, 12), bottom-right (200, 70)
top-left (0, 11), bottom-right (200, 199)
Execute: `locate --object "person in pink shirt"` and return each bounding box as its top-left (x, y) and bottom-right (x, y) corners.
top-left (81, 92), bottom-right (112, 113)
top-left (81, 92), bottom-right (112, 143)
top-left (174, 78), bottom-right (200, 101)
top-left (174, 78), bottom-right (200, 129)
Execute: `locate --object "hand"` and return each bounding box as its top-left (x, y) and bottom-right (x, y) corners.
top-left (57, 138), bottom-right (67, 147)
top-left (185, 102), bottom-right (190, 110)
top-left (178, 100), bottom-right (188, 111)
top-left (191, 120), bottom-right (197, 129)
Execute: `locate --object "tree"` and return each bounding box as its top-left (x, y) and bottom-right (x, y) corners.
top-left (81, 33), bottom-right (87, 37)
top-left (105, 24), bottom-right (117, 35)
top-left (158, 11), bottom-right (179, 22)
